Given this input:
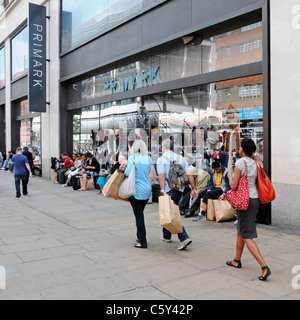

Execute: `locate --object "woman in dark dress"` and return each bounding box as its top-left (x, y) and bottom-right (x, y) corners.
top-left (226, 138), bottom-right (271, 281)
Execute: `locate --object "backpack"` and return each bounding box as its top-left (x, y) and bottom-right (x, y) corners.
top-left (164, 156), bottom-right (186, 191)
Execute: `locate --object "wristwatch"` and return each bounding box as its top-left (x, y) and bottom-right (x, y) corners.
top-left (161, 190), bottom-right (165, 193)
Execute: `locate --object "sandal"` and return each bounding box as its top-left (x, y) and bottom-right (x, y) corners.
top-left (226, 259), bottom-right (242, 268)
top-left (258, 266), bottom-right (271, 281)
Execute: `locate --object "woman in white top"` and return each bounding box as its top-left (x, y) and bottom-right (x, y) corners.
top-left (63, 153), bottom-right (83, 187)
top-left (226, 138), bottom-right (271, 281)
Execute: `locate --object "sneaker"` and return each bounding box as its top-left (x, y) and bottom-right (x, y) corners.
top-left (177, 238), bottom-right (192, 250)
top-left (192, 214), bottom-right (206, 222)
top-left (160, 236), bottom-right (172, 243)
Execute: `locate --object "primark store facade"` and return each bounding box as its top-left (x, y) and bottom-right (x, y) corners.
top-left (1, 0), bottom-right (300, 230)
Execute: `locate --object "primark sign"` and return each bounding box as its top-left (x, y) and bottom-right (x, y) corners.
top-left (28, 3), bottom-right (46, 113)
top-left (104, 66), bottom-right (160, 96)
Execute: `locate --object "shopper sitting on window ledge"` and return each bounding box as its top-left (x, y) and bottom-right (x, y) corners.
top-left (191, 159), bottom-right (231, 221)
top-left (57, 152), bottom-right (73, 184)
top-left (78, 152), bottom-right (100, 191)
top-left (32, 152), bottom-right (42, 176)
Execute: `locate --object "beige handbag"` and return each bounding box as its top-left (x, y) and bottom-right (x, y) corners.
top-left (118, 159), bottom-right (136, 199)
top-left (158, 195), bottom-right (183, 234)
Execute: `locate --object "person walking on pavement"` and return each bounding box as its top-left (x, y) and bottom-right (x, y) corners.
top-left (122, 139), bottom-right (152, 249)
top-left (226, 138), bottom-right (271, 281)
top-left (157, 139), bottom-right (196, 250)
top-left (23, 146), bottom-right (34, 183)
top-left (12, 147), bottom-right (32, 198)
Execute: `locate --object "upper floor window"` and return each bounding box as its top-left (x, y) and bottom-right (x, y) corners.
top-left (0, 46), bottom-right (5, 87)
top-left (0, 0), bottom-right (15, 16)
top-left (61, 0), bottom-right (167, 54)
top-left (11, 26), bottom-right (28, 81)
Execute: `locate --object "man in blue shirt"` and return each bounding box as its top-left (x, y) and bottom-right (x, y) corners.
top-left (219, 145), bottom-right (229, 168)
top-left (157, 139), bottom-right (195, 250)
top-left (12, 147), bottom-right (32, 198)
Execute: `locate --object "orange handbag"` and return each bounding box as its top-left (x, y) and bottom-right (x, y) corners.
top-left (255, 161), bottom-right (276, 204)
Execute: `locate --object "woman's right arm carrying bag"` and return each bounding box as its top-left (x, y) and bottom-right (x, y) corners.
top-left (255, 161), bottom-right (276, 204)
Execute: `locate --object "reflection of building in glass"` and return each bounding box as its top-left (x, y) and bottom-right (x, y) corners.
top-left (215, 22), bottom-right (262, 70)
top-left (61, 0), bottom-right (162, 53)
top-left (213, 23), bottom-right (263, 144)
top-left (19, 100), bottom-right (41, 152)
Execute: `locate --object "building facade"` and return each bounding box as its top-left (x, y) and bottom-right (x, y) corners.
top-left (0, 0), bottom-right (299, 231)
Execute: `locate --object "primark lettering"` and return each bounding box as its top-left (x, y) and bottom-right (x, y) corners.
top-left (28, 3), bottom-right (46, 112)
top-left (104, 66), bottom-right (160, 96)
top-left (31, 24), bottom-right (44, 89)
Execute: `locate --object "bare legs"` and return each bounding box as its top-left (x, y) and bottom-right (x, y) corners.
top-left (78, 174), bottom-right (87, 191)
top-left (230, 230), bottom-right (268, 278)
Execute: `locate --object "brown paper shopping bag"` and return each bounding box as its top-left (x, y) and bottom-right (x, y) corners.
top-left (102, 169), bottom-right (125, 200)
top-left (80, 177), bottom-right (94, 190)
top-left (206, 199), bottom-right (215, 221)
top-left (158, 195), bottom-right (183, 234)
top-left (214, 200), bottom-right (236, 222)
top-left (51, 172), bottom-right (57, 183)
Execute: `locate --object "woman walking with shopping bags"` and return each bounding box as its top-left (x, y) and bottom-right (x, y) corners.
top-left (122, 139), bottom-right (152, 249)
top-left (226, 138), bottom-right (271, 281)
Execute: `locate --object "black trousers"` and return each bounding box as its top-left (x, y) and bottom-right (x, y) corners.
top-left (180, 188), bottom-right (223, 213)
top-left (203, 188), bottom-right (224, 205)
top-left (180, 189), bottom-right (207, 213)
top-left (129, 197), bottom-right (149, 247)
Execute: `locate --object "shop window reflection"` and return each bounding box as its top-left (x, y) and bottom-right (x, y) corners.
top-left (18, 99), bottom-right (41, 154)
top-left (20, 117), bottom-right (41, 154)
top-left (68, 21), bottom-right (262, 105)
top-left (61, 0), bottom-right (166, 53)
top-left (73, 75), bottom-right (263, 170)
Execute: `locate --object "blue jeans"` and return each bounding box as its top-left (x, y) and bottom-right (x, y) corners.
top-left (162, 190), bottom-right (190, 242)
top-left (14, 174), bottom-right (28, 197)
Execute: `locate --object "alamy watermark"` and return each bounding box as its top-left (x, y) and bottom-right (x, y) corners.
top-left (292, 5), bottom-right (300, 30)
top-left (292, 265), bottom-right (300, 290)
top-left (0, 265), bottom-right (6, 290)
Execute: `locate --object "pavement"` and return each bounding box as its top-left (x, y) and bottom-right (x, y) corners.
top-left (0, 170), bottom-right (299, 301)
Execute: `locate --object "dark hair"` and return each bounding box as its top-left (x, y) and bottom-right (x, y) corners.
top-left (212, 159), bottom-right (221, 169)
top-left (241, 138), bottom-right (256, 156)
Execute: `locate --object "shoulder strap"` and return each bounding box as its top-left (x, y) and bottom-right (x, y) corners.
top-left (243, 159), bottom-right (248, 178)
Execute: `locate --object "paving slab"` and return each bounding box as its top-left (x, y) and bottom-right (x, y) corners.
top-left (0, 171), bottom-right (300, 300)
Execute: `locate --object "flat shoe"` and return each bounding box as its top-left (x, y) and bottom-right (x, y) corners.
top-left (134, 243), bottom-right (147, 249)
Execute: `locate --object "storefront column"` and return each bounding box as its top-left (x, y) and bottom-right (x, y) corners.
top-left (40, 0), bottom-right (61, 178)
top-left (4, 38), bottom-right (11, 153)
top-left (0, 105), bottom-right (5, 152)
